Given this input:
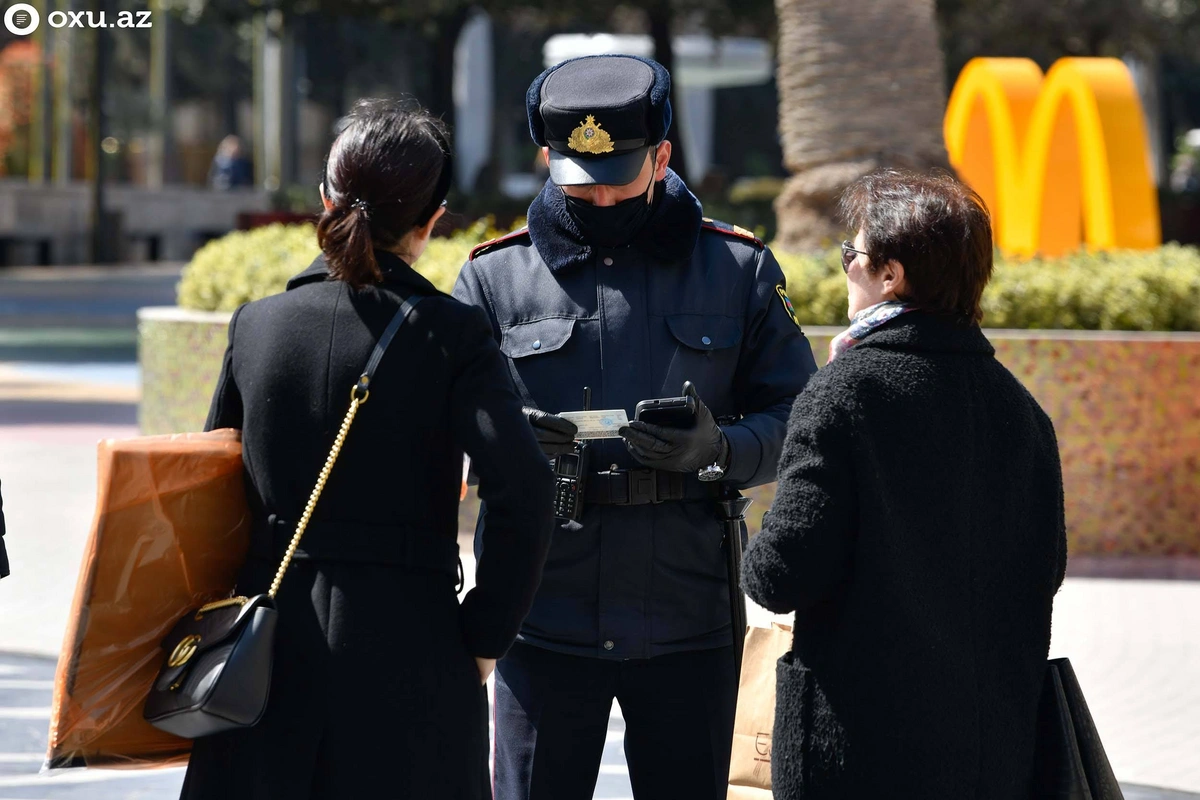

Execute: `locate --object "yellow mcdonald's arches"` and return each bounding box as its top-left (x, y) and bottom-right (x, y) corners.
top-left (945, 57), bottom-right (1161, 257)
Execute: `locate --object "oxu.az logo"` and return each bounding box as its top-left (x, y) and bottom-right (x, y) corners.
top-left (4, 4), bottom-right (38, 35)
top-left (4, 3), bottom-right (153, 34)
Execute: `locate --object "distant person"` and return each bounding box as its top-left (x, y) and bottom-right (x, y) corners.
top-left (0, 479), bottom-right (8, 579)
top-left (208, 135), bottom-right (253, 190)
top-left (1170, 153), bottom-right (1200, 194)
top-left (741, 170), bottom-right (1067, 799)
top-left (181, 99), bottom-right (555, 799)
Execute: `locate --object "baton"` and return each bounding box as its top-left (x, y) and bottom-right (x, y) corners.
top-left (717, 484), bottom-right (752, 689)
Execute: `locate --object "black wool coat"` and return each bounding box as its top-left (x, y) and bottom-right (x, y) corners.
top-left (742, 312), bottom-right (1067, 800)
top-left (181, 251), bottom-right (555, 800)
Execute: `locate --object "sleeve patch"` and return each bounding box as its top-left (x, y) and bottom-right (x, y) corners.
top-left (776, 284), bottom-right (801, 328)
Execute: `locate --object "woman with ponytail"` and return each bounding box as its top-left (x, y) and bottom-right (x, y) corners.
top-left (181, 99), bottom-right (555, 800)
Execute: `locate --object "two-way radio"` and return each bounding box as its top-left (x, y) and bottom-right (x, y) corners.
top-left (551, 387), bottom-right (591, 523)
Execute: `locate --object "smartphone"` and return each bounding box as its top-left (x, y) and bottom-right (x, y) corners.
top-left (634, 395), bottom-right (697, 428)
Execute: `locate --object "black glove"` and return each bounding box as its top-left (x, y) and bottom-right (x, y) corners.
top-left (523, 407), bottom-right (579, 457)
top-left (619, 381), bottom-right (728, 473)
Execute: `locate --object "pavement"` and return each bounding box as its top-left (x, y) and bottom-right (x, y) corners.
top-left (0, 265), bottom-right (1198, 799)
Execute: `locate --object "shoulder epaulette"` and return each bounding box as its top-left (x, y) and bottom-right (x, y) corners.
top-left (469, 228), bottom-right (531, 261)
top-left (701, 218), bottom-right (764, 248)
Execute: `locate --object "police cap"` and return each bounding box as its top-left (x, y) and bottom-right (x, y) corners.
top-left (527, 55), bottom-right (673, 187)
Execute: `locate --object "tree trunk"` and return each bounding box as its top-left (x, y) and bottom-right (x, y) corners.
top-left (773, 0), bottom-right (949, 251)
top-left (647, 1), bottom-right (688, 182)
top-left (429, 7), bottom-right (471, 135)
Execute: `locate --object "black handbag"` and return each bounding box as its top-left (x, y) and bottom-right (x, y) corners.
top-left (144, 295), bottom-right (424, 739)
top-left (1033, 657), bottom-right (1124, 799)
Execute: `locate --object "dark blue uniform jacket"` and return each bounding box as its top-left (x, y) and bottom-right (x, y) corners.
top-left (453, 170), bottom-right (817, 659)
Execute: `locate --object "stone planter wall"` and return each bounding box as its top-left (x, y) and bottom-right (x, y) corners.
top-left (138, 307), bottom-right (233, 435)
top-left (139, 310), bottom-right (1200, 556)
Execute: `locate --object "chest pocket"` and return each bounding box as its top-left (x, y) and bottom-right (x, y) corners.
top-left (500, 318), bottom-right (576, 359)
top-left (654, 314), bottom-right (742, 409)
top-left (665, 314), bottom-right (741, 352)
top-left (499, 317), bottom-right (588, 412)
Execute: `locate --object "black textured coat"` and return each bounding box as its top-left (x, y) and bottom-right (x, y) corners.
top-left (741, 312), bottom-right (1067, 800)
top-left (181, 252), bottom-right (555, 800)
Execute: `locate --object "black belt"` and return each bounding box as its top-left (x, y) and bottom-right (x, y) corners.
top-left (250, 514), bottom-right (460, 578)
top-left (583, 468), bottom-right (713, 506)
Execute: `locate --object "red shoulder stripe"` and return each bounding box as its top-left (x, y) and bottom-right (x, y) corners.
top-left (469, 228), bottom-right (531, 261)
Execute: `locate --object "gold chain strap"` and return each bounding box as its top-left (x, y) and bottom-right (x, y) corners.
top-left (268, 381), bottom-right (370, 599)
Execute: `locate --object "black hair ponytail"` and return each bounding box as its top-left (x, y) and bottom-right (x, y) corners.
top-left (317, 99), bottom-right (452, 289)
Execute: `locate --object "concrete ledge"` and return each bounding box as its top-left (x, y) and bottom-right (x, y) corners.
top-left (137, 306), bottom-right (234, 325)
top-left (137, 306), bottom-right (233, 434)
top-left (0, 180), bottom-right (270, 264)
top-left (802, 325), bottom-right (1200, 342)
top-left (1067, 557), bottom-right (1200, 580)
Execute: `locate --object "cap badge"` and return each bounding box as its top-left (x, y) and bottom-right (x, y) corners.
top-left (568, 115), bottom-right (615, 155)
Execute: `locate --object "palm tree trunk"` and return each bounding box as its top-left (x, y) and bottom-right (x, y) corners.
top-left (773, 0), bottom-right (949, 251)
top-left (429, 7), bottom-right (471, 135)
top-left (646, 1), bottom-right (688, 181)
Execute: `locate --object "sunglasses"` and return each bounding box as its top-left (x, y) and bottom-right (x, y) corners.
top-left (841, 240), bottom-right (869, 272)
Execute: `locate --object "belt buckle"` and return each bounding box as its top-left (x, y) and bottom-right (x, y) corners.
top-left (629, 469), bottom-right (660, 505)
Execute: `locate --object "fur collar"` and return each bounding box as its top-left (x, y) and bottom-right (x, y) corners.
top-left (526, 168), bottom-right (704, 272)
top-left (854, 311), bottom-right (995, 356)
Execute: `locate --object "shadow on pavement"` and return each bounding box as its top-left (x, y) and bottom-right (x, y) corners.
top-left (0, 401), bottom-right (137, 426)
top-left (1125, 786), bottom-right (1200, 799)
top-left (0, 346), bottom-right (137, 363)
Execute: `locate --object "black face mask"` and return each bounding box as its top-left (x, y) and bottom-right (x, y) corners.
top-left (563, 172), bottom-right (657, 249)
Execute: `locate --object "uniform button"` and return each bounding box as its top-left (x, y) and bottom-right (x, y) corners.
top-left (532, 340), bottom-right (541, 350)
top-left (603, 257), bottom-right (614, 266)
top-left (603, 640), bottom-right (615, 651)
top-left (701, 336), bottom-right (712, 346)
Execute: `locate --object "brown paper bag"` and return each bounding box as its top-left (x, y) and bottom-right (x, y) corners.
top-left (727, 622), bottom-right (793, 799)
top-left (46, 429), bottom-right (251, 769)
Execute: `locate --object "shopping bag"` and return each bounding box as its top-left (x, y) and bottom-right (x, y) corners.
top-left (727, 622), bottom-right (793, 799)
top-left (45, 429), bottom-right (251, 769)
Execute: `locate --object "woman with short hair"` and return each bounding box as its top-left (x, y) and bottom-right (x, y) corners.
top-left (181, 99), bottom-right (555, 799)
top-left (742, 169), bottom-right (1067, 799)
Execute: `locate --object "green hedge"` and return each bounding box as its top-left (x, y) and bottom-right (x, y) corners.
top-left (179, 223), bottom-right (1200, 332)
top-left (777, 244), bottom-right (1200, 331)
top-left (177, 219), bottom-right (506, 312)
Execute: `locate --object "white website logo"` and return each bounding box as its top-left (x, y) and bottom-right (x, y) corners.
top-left (4, 3), bottom-right (39, 35)
top-left (46, 9), bottom-right (152, 28)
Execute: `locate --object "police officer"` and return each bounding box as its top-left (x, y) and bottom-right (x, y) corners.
top-left (453, 55), bottom-right (818, 799)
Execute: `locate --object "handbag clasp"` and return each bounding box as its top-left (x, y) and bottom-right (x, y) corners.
top-left (167, 634), bottom-right (202, 669)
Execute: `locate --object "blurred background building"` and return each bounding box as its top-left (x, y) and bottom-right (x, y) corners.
top-left (0, 0), bottom-right (1198, 262)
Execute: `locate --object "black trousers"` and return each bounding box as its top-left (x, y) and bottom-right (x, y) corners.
top-left (493, 641), bottom-right (737, 800)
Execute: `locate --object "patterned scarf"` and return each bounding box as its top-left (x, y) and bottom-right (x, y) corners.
top-left (828, 301), bottom-right (917, 363)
